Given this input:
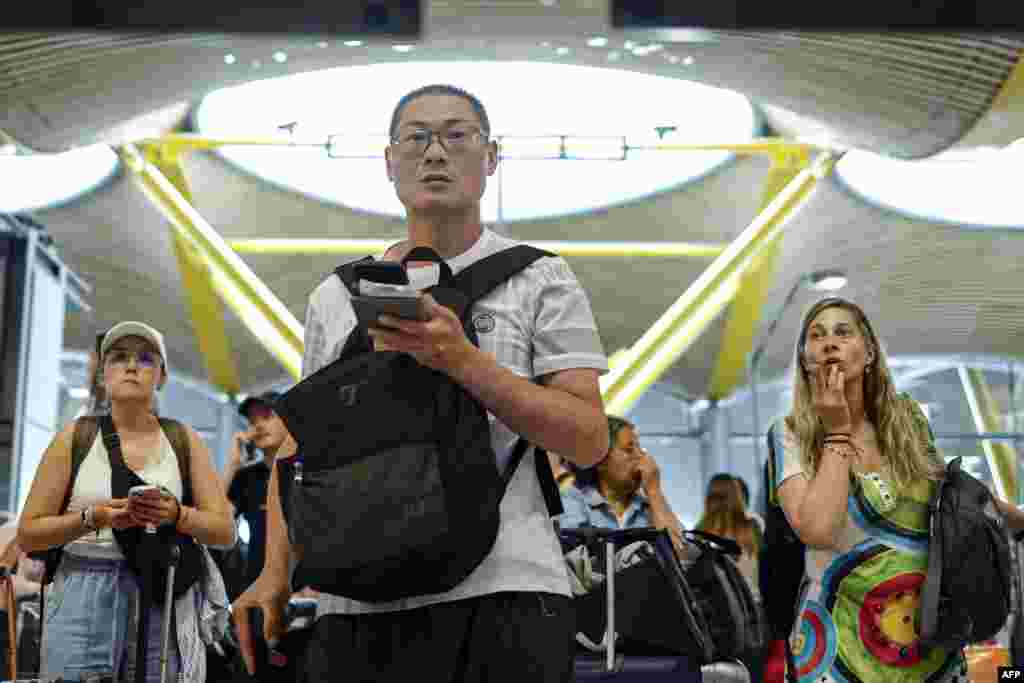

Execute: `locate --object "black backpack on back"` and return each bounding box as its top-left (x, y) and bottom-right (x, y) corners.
top-left (275, 245), bottom-right (564, 602)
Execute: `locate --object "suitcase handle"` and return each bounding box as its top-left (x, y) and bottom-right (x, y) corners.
top-left (559, 526), bottom-right (664, 549)
top-left (683, 530), bottom-right (742, 557)
top-left (0, 570), bottom-right (15, 683)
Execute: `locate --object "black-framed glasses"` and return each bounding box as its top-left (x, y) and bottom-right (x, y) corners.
top-left (390, 126), bottom-right (488, 157)
top-left (106, 349), bottom-right (161, 370)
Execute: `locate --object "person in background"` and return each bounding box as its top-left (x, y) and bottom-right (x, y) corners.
top-left (18, 321), bottom-right (235, 683)
top-left (696, 473), bottom-right (763, 601)
top-left (220, 391), bottom-right (287, 600)
top-left (559, 415), bottom-right (687, 556)
top-left (73, 332), bottom-right (109, 420)
top-left (731, 475), bottom-right (765, 535)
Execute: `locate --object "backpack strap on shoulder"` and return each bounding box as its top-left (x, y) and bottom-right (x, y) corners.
top-left (333, 255), bottom-right (375, 297)
top-left (34, 417), bottom-right (98, 585)
top-left (502, 440), bottom-right (564, 517)
top-left (453, 245), bottom-right (554, 308)
top-left (158, 418), bottom-right (193, 506)
top-left (334, 256), bottom-right (376, 355)
top-left (456, 245), bottom-right (560, 516)
top-left (64, 417), bottom-right (98, 514)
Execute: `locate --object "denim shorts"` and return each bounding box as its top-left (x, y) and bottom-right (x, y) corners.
top-left (40, 554), bottom-right (180, 683)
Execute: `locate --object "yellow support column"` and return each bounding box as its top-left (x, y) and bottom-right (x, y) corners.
top-left (959, 366), bottom-right (1019, 502)
top-left (119, 144), bottom-right (304, 381)
top-left (600, 151), bottom-right (840, 416)
top-left (137, 143), bottom-right (242, 395)
top-left (706, 147), bottom-right (812, 400)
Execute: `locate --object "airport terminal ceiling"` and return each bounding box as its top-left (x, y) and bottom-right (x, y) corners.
top-left (0, 23), bottom-right (1017, 407)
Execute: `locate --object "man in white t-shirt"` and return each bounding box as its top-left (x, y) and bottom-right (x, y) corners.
top-left (233, 84), bottom-right (609, 682)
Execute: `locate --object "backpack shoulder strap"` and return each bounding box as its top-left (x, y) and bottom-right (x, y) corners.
top-left (765, 422), bottom-right (779, 505)
top-left (158, 418), bottom-right (193, 506)
top-left (333, 255), bottom-right (375, 296)
top-left (457, 245), bottom-right (561, 517)
top-left (453, 245), bottom-right (555, 308)
top-left (61, 417), bottom-right (98, 514)
top-left (333, 256), bottom-right (376, 355)
top-left (501, 440), bottom-right (564, 518)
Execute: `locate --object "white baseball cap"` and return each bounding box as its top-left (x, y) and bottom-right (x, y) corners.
top-left (101, 321), bottom-right (169, 370)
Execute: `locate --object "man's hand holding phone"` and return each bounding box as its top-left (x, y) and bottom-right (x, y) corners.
top-left (367, 293), bottom-right (476, 374)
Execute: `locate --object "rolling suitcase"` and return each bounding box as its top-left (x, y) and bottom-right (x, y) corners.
top-left (564, 528), bottom-right (750, 683)
top-left (129, 532), bottom-right (180, 683)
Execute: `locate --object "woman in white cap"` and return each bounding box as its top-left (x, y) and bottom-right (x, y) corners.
top-left (18, 321), bottom-right (235, 683)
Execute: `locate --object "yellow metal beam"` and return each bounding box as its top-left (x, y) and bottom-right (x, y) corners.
top-left (707, 146), bottom-right (813, 400)
top-left (118, 144), bottom-right (304, 381)
top-left (600, 151), bottom-right (841, 416)
top-left (959, 366), bottom-right (1019, 502)
top-left (229, 238), bottom-right (727, 259)
top-left (139, 144), bottom-right (242, 395)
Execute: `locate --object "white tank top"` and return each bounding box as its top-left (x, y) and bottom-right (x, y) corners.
top-left (65, 429), bottom-right (184, 560)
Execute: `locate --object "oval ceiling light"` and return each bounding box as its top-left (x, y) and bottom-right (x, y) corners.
top-left (0, 144), bottom-right (119, 214)
top-left (836, 146), bottom-right (1024, 229)
top-left (196, 61), bottom-right (756, 222)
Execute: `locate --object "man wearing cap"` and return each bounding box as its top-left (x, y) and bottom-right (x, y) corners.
top-left (222, 391), bottom-right (287, 597)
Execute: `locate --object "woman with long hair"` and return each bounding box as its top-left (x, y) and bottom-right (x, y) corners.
top-left (19, 321), bottom-right (235, 683)
top-left (773, 297), bottom-right (1024, 683)
top-left (696, 473), bottom-right (762, 599)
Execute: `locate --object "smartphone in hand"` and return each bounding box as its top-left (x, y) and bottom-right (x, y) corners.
top-left (248, 607), bottom-right (289, 674)
top-left (129, 484), bottom-right (160, 497)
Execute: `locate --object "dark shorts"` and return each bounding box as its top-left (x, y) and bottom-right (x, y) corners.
top-left (301, 591), bottom-right (574, 683)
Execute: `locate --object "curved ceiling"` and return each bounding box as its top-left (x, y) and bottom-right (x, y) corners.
top-left (0, 144), bottom-right (119, 213)
top-left (1, 10), bottom-right (1021, 400)
top-left (836, 145), bottom-right (1024, 229)
top-left (194, 61), bottom-right (757, 221)
top-left (1, 23), bottom-right (1021, 158)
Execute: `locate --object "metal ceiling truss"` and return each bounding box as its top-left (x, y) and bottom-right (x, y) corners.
top-left (959, 365), bottom-right (1019, 502)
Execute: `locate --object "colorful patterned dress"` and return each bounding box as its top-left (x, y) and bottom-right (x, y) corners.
top-left (770, 403), bottom-right (967, 683)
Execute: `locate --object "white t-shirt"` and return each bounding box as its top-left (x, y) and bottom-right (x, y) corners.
top-left (301, 227), bottom-right (609, 615)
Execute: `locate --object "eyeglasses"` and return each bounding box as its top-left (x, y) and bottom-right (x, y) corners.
top-left (390, 126), bottom-right (487, 157)
top-left (106, 349), bottom-right (161, 370)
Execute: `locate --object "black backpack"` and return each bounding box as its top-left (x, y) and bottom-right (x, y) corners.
top-left (275, 245), bottom-right (564, 602)
top-left (682, 530), bottom-right (768, 668)
top-left (920, 454), bottom-right (1012, 650)
top-left (559, 527), bottom-right (716, 664)
top-left (760, 423), bottom-right (806, 643)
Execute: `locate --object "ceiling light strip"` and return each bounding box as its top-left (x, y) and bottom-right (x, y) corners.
top-left (149, 133), bottom-right (813, 159)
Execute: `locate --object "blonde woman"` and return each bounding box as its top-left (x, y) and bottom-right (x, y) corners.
top-left (773, 297), bottom-right (1024, 683)
top-left (18, 322), bottom-right (234, 683)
